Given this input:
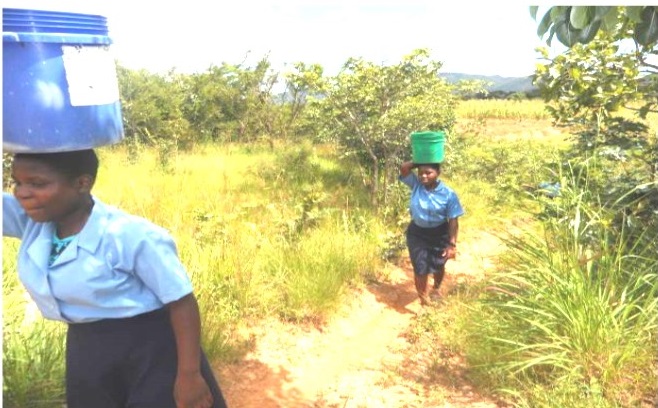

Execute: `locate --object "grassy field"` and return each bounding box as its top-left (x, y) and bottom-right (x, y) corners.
top-left (3, 99), bottom-right (656, 407)
top-left (456, 99), bottom-right (551, 121)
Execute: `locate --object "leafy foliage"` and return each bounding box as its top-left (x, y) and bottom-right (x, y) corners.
top-left (534, 37), bottom-right (642, 124)
top-left (116, 66), bottom-right (192, 149)
top-left (302, 48), bottom-right (464, 208)
top-left (533, 7), bottom-right (658, 237)
top-left (531, 6), bottom-right (658, 47)
top-left (181, 58), bottom-right (281, 143)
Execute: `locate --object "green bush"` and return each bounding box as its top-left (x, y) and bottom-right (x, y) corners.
top-left (456, 177), bottom-right (657, 406)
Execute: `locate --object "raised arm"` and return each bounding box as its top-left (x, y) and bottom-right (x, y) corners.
top-left (400, 161), bottom-right (415, 178)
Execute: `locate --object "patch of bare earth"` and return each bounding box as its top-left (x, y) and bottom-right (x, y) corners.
top-left (216, 231), bottom-right (508, 408)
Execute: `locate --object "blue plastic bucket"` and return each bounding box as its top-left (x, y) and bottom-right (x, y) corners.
top-left (3, 7), bottom-right (124, 153)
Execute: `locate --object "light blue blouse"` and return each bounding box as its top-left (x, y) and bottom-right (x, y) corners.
top-left (3, 193), bottom-right (193, 323)
top-left (399, 173), bottom-right (465, 228)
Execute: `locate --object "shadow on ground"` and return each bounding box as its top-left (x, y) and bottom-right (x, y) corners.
top-left (218, 359), bottom-right (314, 408)
top-left (365, 272), bottom-right (419, 315)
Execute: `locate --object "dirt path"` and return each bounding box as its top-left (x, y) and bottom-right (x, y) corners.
top-left (217, 231), bottom-right (506, 408)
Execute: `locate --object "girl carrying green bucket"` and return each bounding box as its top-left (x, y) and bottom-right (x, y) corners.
top-left (399, 131), bottom-right (465, 306)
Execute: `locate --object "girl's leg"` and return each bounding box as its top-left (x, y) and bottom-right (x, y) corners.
top-left (433, 264), bottom-right (446, 290)
top-left (124, 310), bottom-right (227, 408)
top-left (66, 318), bottom-right (137, 408)
top-left (414, 273), bottom-right (430, 305)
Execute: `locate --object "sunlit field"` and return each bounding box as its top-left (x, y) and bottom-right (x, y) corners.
top-left (4, 99), bottom-right (656, 407)
top-left (456, 99), bottom-right (551, 121)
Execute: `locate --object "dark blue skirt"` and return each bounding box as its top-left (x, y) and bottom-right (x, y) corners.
top-left (406, 221), bottom-right (450, 276)
top-left (66, 307), bottom-right (228, 408)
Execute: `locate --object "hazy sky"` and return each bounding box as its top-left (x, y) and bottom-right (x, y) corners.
top-left (7, 1), bottom-right (567, 77)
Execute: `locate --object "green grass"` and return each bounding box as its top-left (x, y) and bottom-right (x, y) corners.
top-left (444, 173), bottom-right (657, 407)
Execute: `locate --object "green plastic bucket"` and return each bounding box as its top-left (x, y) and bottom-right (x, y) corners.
top-left (410, 131), bottom-right (445, 164)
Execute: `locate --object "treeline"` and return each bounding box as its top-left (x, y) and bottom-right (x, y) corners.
top-left (116, 58), bottom-right (308, 150)
top-left (116, 49), bottom-right (481, 207)
top-left (470, 88), bottom-right (542, 100)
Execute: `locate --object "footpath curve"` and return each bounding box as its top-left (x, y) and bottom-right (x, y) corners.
top-left (217, 231), bottom-right (506, 408)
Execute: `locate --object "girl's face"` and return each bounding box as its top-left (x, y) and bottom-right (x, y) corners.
top-left (11, 157), bottom-right (89, 223)
top-left (417, 165), bottom-right (440, 189)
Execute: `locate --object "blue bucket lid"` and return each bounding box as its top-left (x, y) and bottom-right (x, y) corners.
top-left (3, 8), bottom-right (111, 44)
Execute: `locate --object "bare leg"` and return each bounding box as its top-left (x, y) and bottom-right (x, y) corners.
top-left (433, 265), bottom-right (446, 290)
top-left (414, 274), bottom-right (430, 305)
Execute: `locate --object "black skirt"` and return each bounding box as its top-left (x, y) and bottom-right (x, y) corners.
top-left (406, 221), bottom-right (450, 276)
top-left (66, 308), bottom-right (228, 408)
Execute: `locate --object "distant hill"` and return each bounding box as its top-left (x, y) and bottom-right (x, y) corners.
top-left (440, 73), bottom-right (537, 94)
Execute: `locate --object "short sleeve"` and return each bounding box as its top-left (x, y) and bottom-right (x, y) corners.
top-left (132, 225), bottom-right (193, 304)
top-left (446, 191), bottom-right (465, 219)
top-left (3, 192), bottom-right (28, 238)
top-left (399, 173), bottom-right (418, 188)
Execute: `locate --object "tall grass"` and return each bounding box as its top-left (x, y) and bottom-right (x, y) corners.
top-left (452, 173), bottom-right (657, 406)
top-left (3, 241), bottom-right (67, 408)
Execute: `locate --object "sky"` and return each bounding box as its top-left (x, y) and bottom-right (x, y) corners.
top-left (6, 1), bottom-right (568, 78)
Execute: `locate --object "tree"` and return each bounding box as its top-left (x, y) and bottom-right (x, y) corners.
top-left (531, 6), bottom-right (657, 119)
top-left (531, 6), bottom-right (658, 240)
top-left (281, 62), bottom-right (325, 139)
top-left (181, 57), bottom-right (280, 143)
top-left (116, 66), bottom-right (191, 149)
top-left (305, 49), bottom-right (458, 207)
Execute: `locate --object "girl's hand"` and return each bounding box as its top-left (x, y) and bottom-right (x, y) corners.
top-left (400, 161), bottom-right (415, 177)
top-left (443, 245), bottom-right (457, 260)
top-left (174, 371), bottom-right (213, 408)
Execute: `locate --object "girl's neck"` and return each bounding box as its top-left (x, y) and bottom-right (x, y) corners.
top-left (56, 198), bottom-right (94, 238)
top-left (423, 180), bottom-right (439, 190)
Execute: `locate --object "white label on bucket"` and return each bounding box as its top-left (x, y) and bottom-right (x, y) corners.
top-left (62, 45), bottom-right (121, 106)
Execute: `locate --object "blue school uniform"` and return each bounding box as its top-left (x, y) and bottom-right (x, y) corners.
top-left (399, 173), bottom-right (464, 228)
top-left (3, 193), bottom-right (227, 408)
top-left (399, 173), bottom-right (464, 277)
top-left (2, 193), bottom-right (193, 322)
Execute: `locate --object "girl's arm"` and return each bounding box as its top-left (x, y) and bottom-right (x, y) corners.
top-left (444, 217), bottom-right (459, 259)
top-left (400, 161), bottom-right (414, 177)
top-left (168, 293), bottom-right (213, 408)
top-left (3, 192), bottom-right (28, 238)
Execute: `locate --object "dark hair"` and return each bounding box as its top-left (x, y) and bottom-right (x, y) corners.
top-left (14, 149), bottom-right (99, 180)
top-left (414, 163), bottom-right (441, 171)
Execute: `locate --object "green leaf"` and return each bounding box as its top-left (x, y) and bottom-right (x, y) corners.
top-left (553, 7), bottom-right (576, 46)
top-left (577, 20), bottom-right (602, 44)
top-left (594, 6), bottom-right (612, 19)
top-left (530, 6), bottom-right (539, 20)
top-left (625, 6), bottom-right (644, 23)
top-left (547, 25), bottom-right (556, 47)
top-left (600, 6), bottom-right (619, 31)
top-left (548, 6), bottom-right (571, 23)
top-left (570, 6), bottom-right (593, 29)
top-left (633, 6), bottom-right (658, 46)
top-left (537, 9), bottom-right (553, 37)
top-left (555, 20), bottom-right (578, 47)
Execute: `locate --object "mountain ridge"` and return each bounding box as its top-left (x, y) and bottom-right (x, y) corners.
top-left (440, 72), bottom-right (537, 93)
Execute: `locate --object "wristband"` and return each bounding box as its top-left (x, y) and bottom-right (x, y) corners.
top-left (447, 242), bottom-right (457, 247)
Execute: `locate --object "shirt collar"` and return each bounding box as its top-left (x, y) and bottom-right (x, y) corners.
top-left (76, 196), bottom-right (108, 254)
